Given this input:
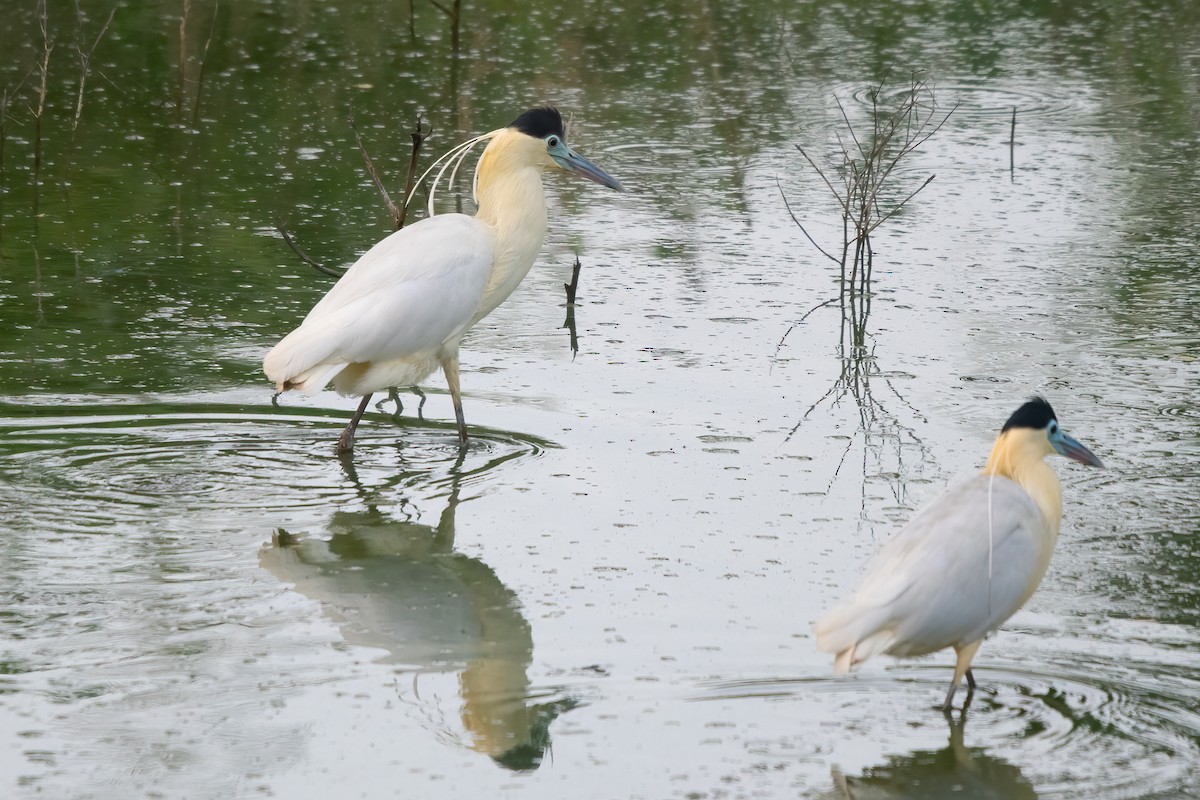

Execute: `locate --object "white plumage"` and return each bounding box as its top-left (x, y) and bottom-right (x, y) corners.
top-left (264, 215), bottom-right (496, 396)
top-left (817, 476), bottom-right (1047, 665)
top-left (814, 398), bottom-right (1103, 709)
top-left (263, 107), bottom-right (623, 452)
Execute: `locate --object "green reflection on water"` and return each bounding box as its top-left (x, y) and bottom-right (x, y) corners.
top-left (260, 460), bottom-right (575, 770)
top-left (828, 713), bottom-right (1037, 800)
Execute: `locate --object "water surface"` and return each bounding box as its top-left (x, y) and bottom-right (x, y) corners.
top-left (1, 1), bottom-right (1198, 798)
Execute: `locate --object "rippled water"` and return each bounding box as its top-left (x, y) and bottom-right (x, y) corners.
top-left (1, 1), bottom-right (1199, 798)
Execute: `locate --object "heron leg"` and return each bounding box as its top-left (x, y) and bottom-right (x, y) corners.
top-left (412, 386), bottom-right (427, 419)
top-left (942, 640), bottom-right (983, 711)
top-left (376, 388), bottom-right (404, 421)
top-left (439, 354), bottom-right (468, 444)
top-left (337, 393), bottom-right (373, 454)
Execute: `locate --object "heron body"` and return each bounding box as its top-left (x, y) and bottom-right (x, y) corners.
top-left (814, 398), bottom-right (1103, 709)
top-left (263, 107), bottom-right (623, 451)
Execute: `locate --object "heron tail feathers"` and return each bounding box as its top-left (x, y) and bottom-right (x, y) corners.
top-left (833, 644), bottom-right (856, 675)
top-left (263, 325), bottom-right (347, 395)
top-left (814, 603), bottom-right (895, 673)
top-left (276, 363), bottom-right (345, 394)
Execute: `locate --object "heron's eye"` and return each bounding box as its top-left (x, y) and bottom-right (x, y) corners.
top-left (547, 136), bottom-right (560, 148)
top-left (1048, 422), bottom-right (1058, 434)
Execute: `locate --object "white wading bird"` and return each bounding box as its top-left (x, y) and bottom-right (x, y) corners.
top-left (814, 397), bottom-right (1104, 709)
top-left (264, 107), bottom-right (624, 451)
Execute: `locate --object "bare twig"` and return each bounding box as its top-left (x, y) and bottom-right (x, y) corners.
top-left (788, 74), bottom-right (953, 306)
top-left (72, 5), bottom-right (115, 133)
top-left (177, 0), bottom-right (190, 122)
top-left (793, 144), bottom-right (843, 210)
top-left (192, 0), bottom-right (219, 124)
top-left (281, 111), bottom-right (431, 280)
top-left (397, 114), bottom-right (430, 229)
top-left (561, 255), bottom-right (583, 357)
top-left (774, 296), bottom-right (839, 357)
top-left (782, 74), bottom-right (950, 492)
top-left (349, 103), bottom-right (403, 228)
top-left (564, 255), bottom-right (582, 304)
top-left (274, 218), bottom-right (344, 278)
top-left (451, 0), bottom-right (463, 51)
top-left (866, 173), bottom-right (935, 235)
top-left (1009, 106), bottom-right (1016, 179)
top-left (1, 69), bottom-right (34, 237)
top-left (33, 0), bottom-right (53, 180)
top-left (834, 93), bottom-right (866, 166)
top-left (424, 0), bottom-right (463, 51)
top-left (777, 174), bottom-right (839, 264)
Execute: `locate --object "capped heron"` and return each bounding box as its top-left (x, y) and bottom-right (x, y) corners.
top-left (814, 397), bottom-right (1104, 709)
top-left (264, 107), bottom-right (624, 451)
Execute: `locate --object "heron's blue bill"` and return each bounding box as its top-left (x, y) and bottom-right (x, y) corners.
top-left (1052, 431), bottom-right (1104, 468)
top-left (551, 145), bottom-right (625, 192)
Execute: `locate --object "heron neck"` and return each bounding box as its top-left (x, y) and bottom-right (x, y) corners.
top-left (472, 131), bottom-right (549, 320)
top-left (983, 428), bottom-right (1063, 536)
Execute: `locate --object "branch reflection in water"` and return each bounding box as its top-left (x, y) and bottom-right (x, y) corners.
top-left (825, 711), bottom-right (1036, 800)
top-left (259, 460), bottom-right (574, 771)
top-left (784, 292), bottom-right (934, 514)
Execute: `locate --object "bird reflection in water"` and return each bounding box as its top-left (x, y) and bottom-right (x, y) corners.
top-left (259, 466), bottom-right (574, 770)
top-left (827, 710), bottom-right (1036, 800)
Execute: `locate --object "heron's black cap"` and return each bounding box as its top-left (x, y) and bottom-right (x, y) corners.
top-left (492, 743), bottom-right (545, 772)
top-left (510, 107), bottom-right (565, 140)
top-left (1001, 396), bottom-right (1057, 432)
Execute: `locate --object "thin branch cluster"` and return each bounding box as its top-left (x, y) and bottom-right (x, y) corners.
top-left (784, 74), bottom-right (954, 348)
top-left (780, 75), bottom-right (953, 502)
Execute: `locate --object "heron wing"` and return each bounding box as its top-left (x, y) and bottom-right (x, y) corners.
top-left (264, 215), bottom-right (496, 389)
top-left (816, 475), bottom-right (1051, 660)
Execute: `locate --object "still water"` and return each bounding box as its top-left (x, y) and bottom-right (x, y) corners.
top-left (1, 1), bottom-right (1198, 797)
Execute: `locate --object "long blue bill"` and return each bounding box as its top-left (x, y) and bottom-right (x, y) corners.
top-left (551, 144), bottom-right (625, 192)
top-left (1052, 431), bottom-right (1105, 468)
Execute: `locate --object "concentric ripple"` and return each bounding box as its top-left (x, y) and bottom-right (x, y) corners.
top-left (693, 660), bottom-right (1200, 799)
top-left (840, 79), bottom-right (1095, 123)
top-left (0, 401), bottom-right (551, 533)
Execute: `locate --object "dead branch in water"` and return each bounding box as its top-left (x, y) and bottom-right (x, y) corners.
top-left (785, 73), bottom-right (954, 347)
top-left (33, 0), bottom-right (53, 182)
top-left (280, 112), bottom-right (432, 278)
top-left (425, 0), bottom-right (464, 52)
top-left (564, 255), bottom-right (582, 305)
top-left (562, 255), bottom-right (582, 357)
top-left (774, 296), bottom-right (839, 357)
top-left (1, 69), bottom-right (34, 237)
top-left (780, 74), bottom-right (950, 498)
top-left (192, 0), bottom-right (219, 124)
top-left (177, 0), bottom-right (190, 122)
top-left (175, 0), bottom-right (218, 124)
top-left (350, 102), bottom-right (404, 229)
top-left (274, 217), bottom-right (344, 278)
top-left (397, 113), bottom-right (431, 229)
top-left (1008, 106), bottom-right (1016, 179)
top-left (71, 4), bottom-right (115, 133)
top-left (350, 107), bottom-right (431, 231)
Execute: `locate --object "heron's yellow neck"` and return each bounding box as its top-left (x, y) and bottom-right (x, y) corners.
top-left (983, 428), bottom-right (1063, 535)
top-left (460, 657), bottom-right (538, 758)
top-left (458, 555), bottom-right (536, 759)
top-left (472, 129), bottom-right (550, 320)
